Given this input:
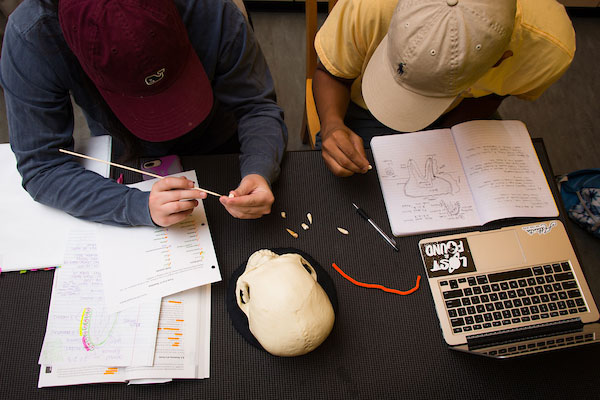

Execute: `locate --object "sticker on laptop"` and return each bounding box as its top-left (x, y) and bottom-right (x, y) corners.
top-left (420, 237), bottom-right (476, 278)
top-left (522, 221), bottom-right (557, 236)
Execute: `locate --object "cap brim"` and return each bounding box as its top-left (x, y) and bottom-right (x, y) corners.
top-left (99, 47), bottom-right (213, 142)
top-left (362, 34), bottom-right (455, 133)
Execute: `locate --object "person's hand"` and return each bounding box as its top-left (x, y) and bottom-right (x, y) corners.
top-left (149, 177), bottom-right (207, 227)
top-left (320, 122), bottom-right (371, 177)
top-left (219, 174), bottom-right (274, 219)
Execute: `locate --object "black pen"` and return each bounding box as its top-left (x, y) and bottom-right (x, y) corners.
top-left (352, 203), bottom-right (399, 251)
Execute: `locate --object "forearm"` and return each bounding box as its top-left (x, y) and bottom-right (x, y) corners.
top-left (18, 153), bottom-right (153, 226)
top-left (437, 94), bottom-right (508, 128)
top-left (212, 4), bottom-right (287, 185)
top-left (237, 105), bottom-right (287, 185)
top-left (312, 64), bottom-right (353, 131)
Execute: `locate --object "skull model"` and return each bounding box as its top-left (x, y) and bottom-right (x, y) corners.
top-left (236, 249), bottom-right (335, 356)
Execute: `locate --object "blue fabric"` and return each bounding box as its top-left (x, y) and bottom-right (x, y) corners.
top-left (0, 0), bottom-right (287, 226)
top-left (559, 169), bottom-right (600, 238)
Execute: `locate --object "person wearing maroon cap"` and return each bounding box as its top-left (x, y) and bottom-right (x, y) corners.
top-left (0, 0), bottom-right (287, 226)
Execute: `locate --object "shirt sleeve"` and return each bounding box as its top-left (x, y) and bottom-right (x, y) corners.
top-left (0, 18), bottom-right (153, 227)
top-left (315, 0), bottom-right (394, 80)
top-left (211, 2), bottom-right (288, 185)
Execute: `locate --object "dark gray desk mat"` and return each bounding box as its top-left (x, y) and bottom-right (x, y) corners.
top-left (1, 140), bottom-right (599, 399)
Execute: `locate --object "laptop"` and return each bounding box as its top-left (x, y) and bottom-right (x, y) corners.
top-left (418, 220), bottom-right (600, 358)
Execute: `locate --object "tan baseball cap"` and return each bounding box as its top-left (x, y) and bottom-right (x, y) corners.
top-left (362, 0), bottom-right (516, 132)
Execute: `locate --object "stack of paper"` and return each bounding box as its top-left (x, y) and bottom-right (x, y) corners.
top-left (0, 136), bottom-right (111, 272)
top-left (37, 170), bottom-right (220, 387)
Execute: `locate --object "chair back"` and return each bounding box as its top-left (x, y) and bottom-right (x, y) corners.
top-left (303, 0), bottom-right (338, 148)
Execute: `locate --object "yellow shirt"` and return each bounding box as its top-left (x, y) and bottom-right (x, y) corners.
top-left (315, 0), bottom-right (575, 109)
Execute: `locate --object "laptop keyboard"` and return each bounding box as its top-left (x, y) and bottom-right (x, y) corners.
top-left (439, 261), bottom-right (589, 335)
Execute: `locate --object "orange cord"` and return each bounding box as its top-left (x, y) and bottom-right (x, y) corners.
top-left (331, 263), bottom-right (421, 295)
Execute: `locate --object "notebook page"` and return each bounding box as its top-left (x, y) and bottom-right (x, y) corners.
top-left (451, 120), bottom-right (558, 223)
top-left (371, 129), bottom-right (480, 236)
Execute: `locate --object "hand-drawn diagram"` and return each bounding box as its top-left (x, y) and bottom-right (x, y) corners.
top-left (80, 307), bottom-right (119, 351)
top-left (440, 199), bottom-right (461, 216)
top-left (377, 154), bottom-right (476, 223)
top-left (405, 158), bottom-right (459, 197)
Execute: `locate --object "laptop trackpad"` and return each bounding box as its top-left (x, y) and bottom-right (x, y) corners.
top-left (468, 230), bottom-right (526, 273)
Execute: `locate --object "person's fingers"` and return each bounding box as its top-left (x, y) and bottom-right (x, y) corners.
top-left (321, 150), bottom-right (354, 177)
top-left (155, 208), bottom-right (196, 227)
top-left (322, 128), bottom-right (370, 175)
top-left (153, 176), bottom-right (194, 191)
top-left (160, 198), bottom-right (199, 215)
top-left (219, 196), bottom-right (271, 214)
top-left (154, 189), bottom-right (206, 205)
top-left (219, 194), bottom-right (272, 219)
top-left (219, 174), bottom-right (274, 219)
top-left (224, 207), bottom-right (265, 219)
top-left (348, 134), bottom-right (371, 172)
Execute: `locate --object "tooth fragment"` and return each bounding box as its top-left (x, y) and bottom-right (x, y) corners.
top-left (337, 227), bottom-right (349, 235)
top-left (301, 223), bottom-right (309, 230)
top-left (307, 213), bottom-right (312, 224)
top-left (286, 228), bottom-right (298, 238)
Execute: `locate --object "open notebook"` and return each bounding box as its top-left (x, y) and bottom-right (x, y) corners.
top-left (419, 220), bottom-right (600, 358)
top-left (370, 120), bottom-right (558, 237)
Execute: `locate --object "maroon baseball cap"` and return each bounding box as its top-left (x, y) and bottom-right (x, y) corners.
top-left (59, 0), bottom-right (213, 142)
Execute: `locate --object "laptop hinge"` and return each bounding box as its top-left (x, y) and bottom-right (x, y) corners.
top-left (466, 318), bottom-right (583, 350)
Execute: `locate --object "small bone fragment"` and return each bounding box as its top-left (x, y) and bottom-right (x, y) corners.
top-left (280, 211), bottom-right (286, 219)
top-left (307, 213), bottom-right (313, 224)
top-left (301, 223), bottom-right (309, 230)
top-left (337, 227), bottom-right (349, 235)
top-left (286, 228), bottom-right (298, 238)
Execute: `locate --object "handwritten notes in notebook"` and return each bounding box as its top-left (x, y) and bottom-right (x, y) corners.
top-left (371, 120), bottom-right (558, 236)
top-left (98, 170), bottom-right (221, 312)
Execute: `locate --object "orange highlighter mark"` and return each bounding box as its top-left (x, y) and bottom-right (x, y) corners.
top-left (331, 263), bottom-right (420, 295)
top-left (103, 367), bottom-right (118, 375)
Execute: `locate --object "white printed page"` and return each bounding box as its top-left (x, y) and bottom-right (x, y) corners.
top-left (125, 285), bottom-right (211, 380)
top-left (451, 120), bottom-right (558, 223)
top-left (98, 170), bottom-right (221, 313)
top-left (38, 365), bottom-right (127, 387)
top-left (39, 229), bottom-right (160, 368)
top-left (38, 286), bottom-right (210, 387)
top-left (0, 137), bottom-right (112, 272)
top-left (371, 129), bottom-right (481, 236)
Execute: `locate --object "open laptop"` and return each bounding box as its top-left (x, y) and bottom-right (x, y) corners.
top-left (418, 220), bottom-right (600, 358)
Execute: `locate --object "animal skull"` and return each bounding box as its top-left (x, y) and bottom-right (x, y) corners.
top-left (236, 250), bottom-right (335, 356)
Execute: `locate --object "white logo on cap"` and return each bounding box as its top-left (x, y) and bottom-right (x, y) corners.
top-left (145, 68), bottom-right (165, 86)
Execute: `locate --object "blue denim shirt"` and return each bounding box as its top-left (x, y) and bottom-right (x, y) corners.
top-left (0, 0), bottom-right (287, 226)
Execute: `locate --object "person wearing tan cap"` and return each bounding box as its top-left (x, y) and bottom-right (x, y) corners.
top-left (313, 0), bottom-right (575, 177)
